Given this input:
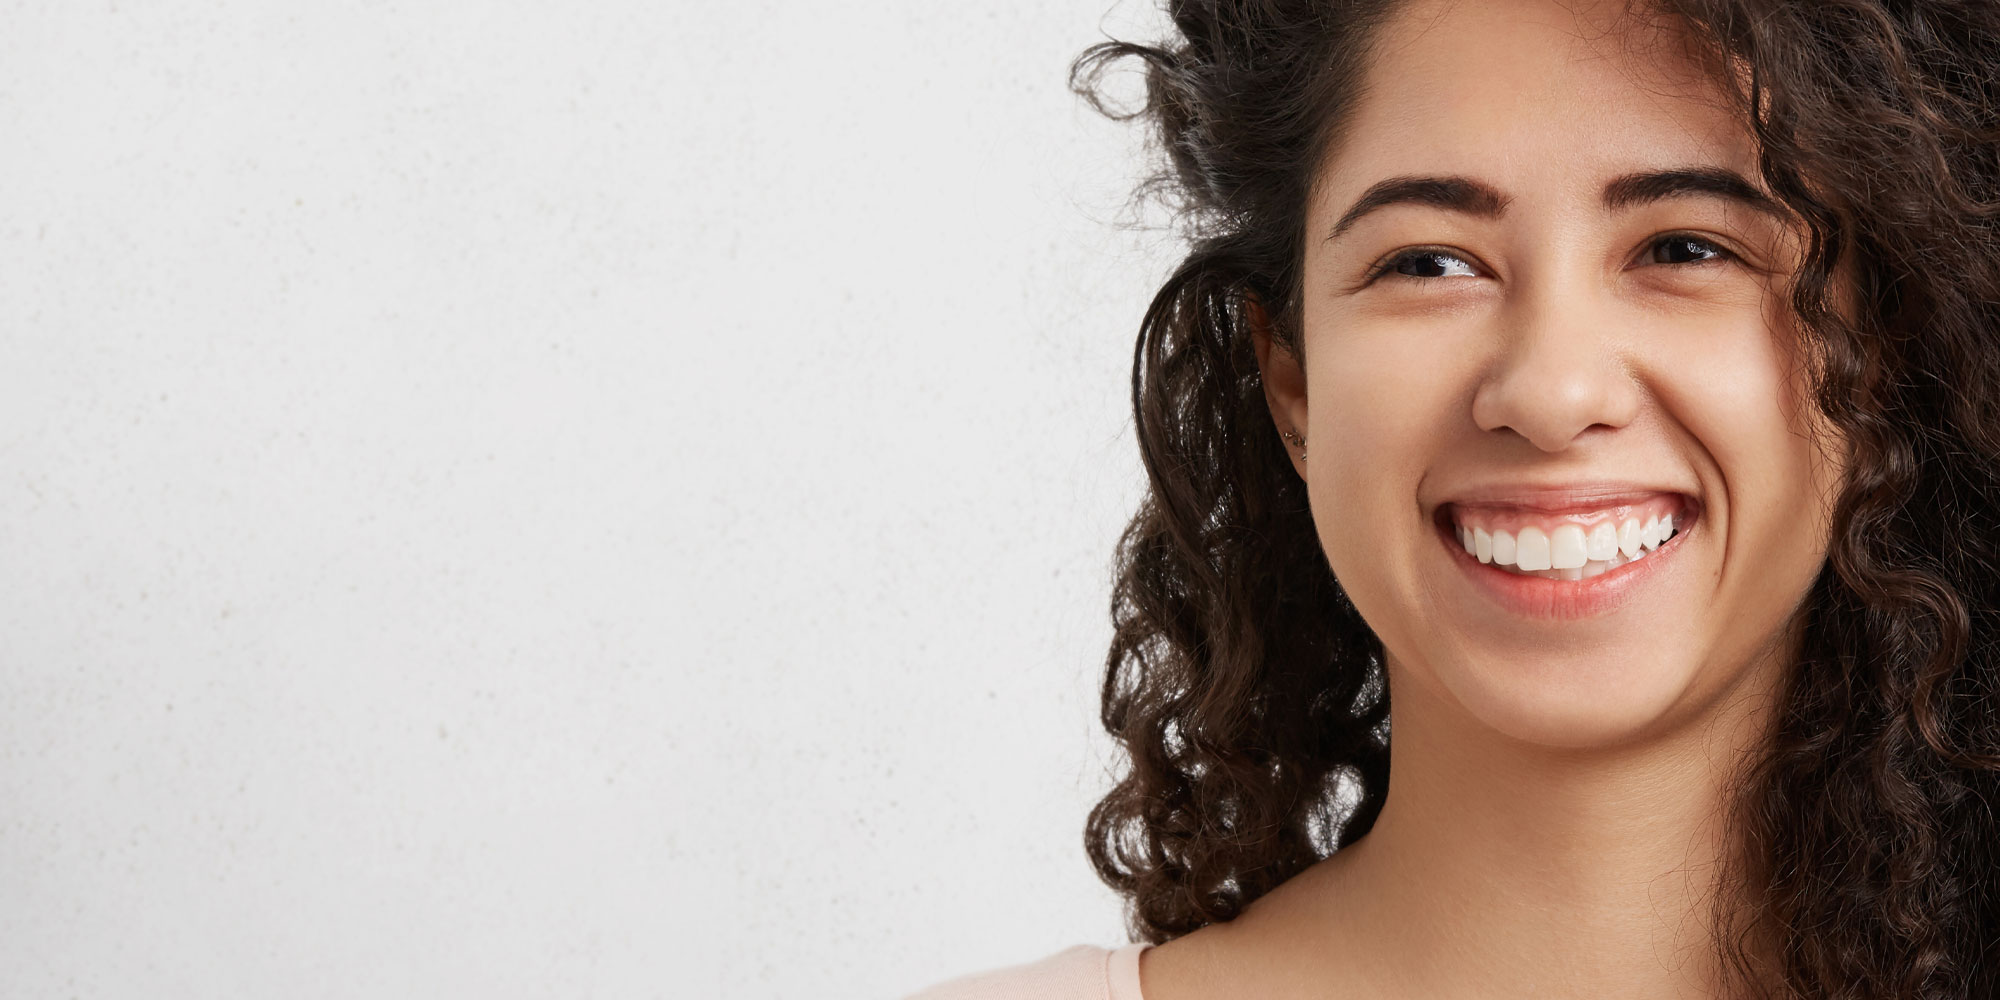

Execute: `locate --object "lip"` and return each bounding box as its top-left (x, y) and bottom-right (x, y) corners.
top-left (1433, 493), bottom-right (1700, 620)
top-left (1437, 482), bottom-right (1696, 515)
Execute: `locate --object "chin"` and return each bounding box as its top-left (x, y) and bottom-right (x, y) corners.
top-left (1411, 641), bottom-right (1712, 751)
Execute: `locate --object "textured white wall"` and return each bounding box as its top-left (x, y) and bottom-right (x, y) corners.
top-left (0, 2), bottom-right (1184, 997)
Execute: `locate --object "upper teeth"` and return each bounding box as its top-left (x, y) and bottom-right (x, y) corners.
top-left (1456, 513), bottom-right (1678, 576)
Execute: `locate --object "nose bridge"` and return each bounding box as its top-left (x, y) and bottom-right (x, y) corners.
top-left (1470, 273), bottom-right (1638, 452)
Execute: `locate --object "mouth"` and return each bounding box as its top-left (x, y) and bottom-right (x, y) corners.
top-left (1433, 493), bottom-right (1701, 620)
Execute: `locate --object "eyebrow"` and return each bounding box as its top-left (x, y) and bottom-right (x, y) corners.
top-left (1323, 167), bottom-right (1785, 243)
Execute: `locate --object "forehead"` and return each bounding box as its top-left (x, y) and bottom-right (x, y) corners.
top-left (1320, 0), bottom-right (1756, 207)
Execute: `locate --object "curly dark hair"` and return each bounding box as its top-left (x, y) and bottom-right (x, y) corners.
top-left (1071, 1), bottom-right (2000, 997)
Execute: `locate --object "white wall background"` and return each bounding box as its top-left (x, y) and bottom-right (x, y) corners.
top-left (0, 2), bottom-right (1187, 997)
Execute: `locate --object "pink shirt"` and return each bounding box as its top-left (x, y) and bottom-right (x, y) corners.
top-left (903, 944), bottom-right (1150, 1000)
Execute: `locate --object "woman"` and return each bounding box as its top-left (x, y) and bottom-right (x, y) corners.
top-left (911, 0), bottom-right (1999, 997)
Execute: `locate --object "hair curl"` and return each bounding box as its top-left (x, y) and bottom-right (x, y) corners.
top-left (1072, 2), bottom-right (2000, 997)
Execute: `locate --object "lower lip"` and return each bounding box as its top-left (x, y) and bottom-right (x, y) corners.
top-left (1436, 510), bottom-right (1696, 621)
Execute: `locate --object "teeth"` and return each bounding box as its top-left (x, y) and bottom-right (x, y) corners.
top-left (1550, 525), bottom-right (1588, 570)
top-left (1515, 527), bottom-right (1552, 571)
top-left (1585, 522), bottom-right (1618, 562)
top-left (1454, 510), bottom-right (1685, 579)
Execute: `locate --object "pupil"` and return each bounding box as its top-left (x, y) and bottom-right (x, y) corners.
top-left (1402, 253), bottom-right (1449, 277)
top-left (1661, 238), bottom-right (1708, 263)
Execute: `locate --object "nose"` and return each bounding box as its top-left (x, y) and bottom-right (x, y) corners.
top-left (1469, 283), bottom-right (1641, 452)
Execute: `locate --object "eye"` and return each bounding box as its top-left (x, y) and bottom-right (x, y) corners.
top-left (1367, 247), bottom-right (1479, 282)
top-left (1647, 233), bottom-right (1735, 266)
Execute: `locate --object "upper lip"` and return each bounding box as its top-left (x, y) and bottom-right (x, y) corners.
top-left (1435, 481), bottom-right (1697, 515)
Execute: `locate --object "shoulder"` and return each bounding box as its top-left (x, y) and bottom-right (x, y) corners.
top-left (901, 943), bottom-right (1150, 1000)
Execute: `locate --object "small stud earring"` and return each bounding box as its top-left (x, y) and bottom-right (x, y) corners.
top-left (1281, 427), bottom-right (1307, 461)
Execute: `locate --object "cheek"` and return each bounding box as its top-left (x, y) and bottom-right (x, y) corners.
top-left (1662, 310), bottom-right (1839, 592)
top-left (1303, 331), bottom-right (1460, 593)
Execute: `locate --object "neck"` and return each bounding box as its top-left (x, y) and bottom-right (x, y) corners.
top-left (1260, 647), bottom-right (1789, 1000)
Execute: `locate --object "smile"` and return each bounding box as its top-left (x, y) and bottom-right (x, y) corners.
top-left (1433, 494), bottom-right (1700, 619)
top-left (1450, 495), bottom-right (1686, 579)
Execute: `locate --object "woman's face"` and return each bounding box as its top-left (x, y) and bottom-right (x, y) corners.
top-left (1268, 0), bottom-right (1847, 748)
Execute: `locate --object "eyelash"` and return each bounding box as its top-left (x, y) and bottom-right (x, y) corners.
top-left (1362, 233), bottom-right (1739, 284)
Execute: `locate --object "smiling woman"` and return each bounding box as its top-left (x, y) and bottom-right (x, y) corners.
top-left (907, 1), bottom-right (2000, 998)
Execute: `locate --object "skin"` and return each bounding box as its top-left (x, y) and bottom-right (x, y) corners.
top-left (1140, 1), bottom-right (1848, 998)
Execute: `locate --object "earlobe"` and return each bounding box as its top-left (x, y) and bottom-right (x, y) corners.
top-left (1246, 295), bottom-right (1310, 465)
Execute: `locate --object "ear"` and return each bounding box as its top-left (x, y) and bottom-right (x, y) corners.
top-left (1247, 294), bottom-right (1309, 470)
